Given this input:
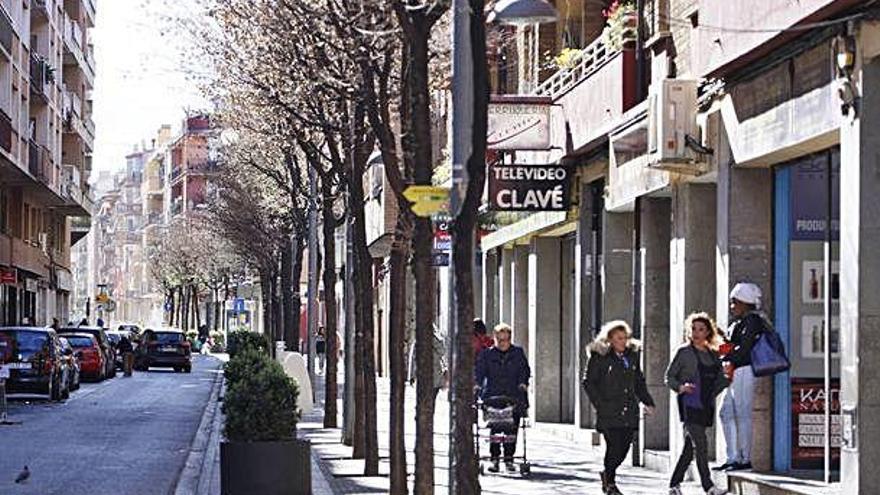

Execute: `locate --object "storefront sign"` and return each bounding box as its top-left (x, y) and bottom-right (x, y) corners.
top-left (487, 96), bottom-right (552, 150)
top-left (0, 267), bottom-right (16, 285)
top-left (790, 154), bottom-right (839, 241)
top-left (488, 164), bottom-right (572, 212)
top-left (55, 269), bottom-right (72, 292)
top-left (431, 251), bottom-right (450, 267)
top-left (24, 278), bottom-right (37, 292)
top-left (791, 378), bottom-right (840, 469)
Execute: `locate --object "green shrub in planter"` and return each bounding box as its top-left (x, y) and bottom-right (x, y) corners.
top-left (227, 330), bottom-right (269, 358)
top-left (222, 353), bottom-right (300, 442)
top-left (223, 348), bottom-right (267, 386)
top-left (210, 330), bottom-right (226, 350)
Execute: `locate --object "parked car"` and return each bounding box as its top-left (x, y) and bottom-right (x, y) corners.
top-left (105, 330), bottom-right (125, 370)
top-left (118, 324), bottom-right (142, 341)
top-left (0, 327), bottom-right (70, 400)
top-left (135, 328), bottom-right (191, 373)
top-left (62, 333), bottom-right (105, 381)
top-left (58, 336), bottom-right (81, 391)
top-left (58, 326), bottom-right (116, 379)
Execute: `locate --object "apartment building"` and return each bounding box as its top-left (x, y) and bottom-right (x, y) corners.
top-left (469, 1), bottom-right (878, 493)
top-left (0, 0), bottom-right (95, 326)
top-left (166, 114), bottom-right (218, 220)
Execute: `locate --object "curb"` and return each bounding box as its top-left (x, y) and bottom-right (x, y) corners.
top-left (172, 357), bottom-right (225, 495)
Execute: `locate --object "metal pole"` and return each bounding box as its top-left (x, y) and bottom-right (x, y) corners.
top-left (448, 0), bottom-right (472, 491)
top-left (307, 165), bottom-right (319, 398)
top-left (631, 196), bottom-right (643, 467)
top-left (823, 153), bottom-right (833, 483)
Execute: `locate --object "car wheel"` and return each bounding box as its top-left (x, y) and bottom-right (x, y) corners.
top-left (184, 365), bottom-right (192, 373)
top-left (50, 374), bottom-right (61, 401)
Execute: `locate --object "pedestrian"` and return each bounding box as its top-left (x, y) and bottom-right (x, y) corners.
top-left (50, 318), bottom-right (60, 332)
top-left (315, 327), bottom-right (326, 375)
top-left (96, 317), bottom-right (105, 328)
top-left (472, 318), bottom-right (494, 361)
top-left (583, 320), bottom-right (655, 495)
top-left (666, 312), bottom-right (729, 495)
top-left (474, 323), bottom-right (530, 473)
top-left (715, 282), bottom-right (768, 472)
top-left (118, 335), bottom-right (134, 377)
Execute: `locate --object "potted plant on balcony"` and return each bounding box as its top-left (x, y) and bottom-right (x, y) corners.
top-left (602, 0), bottom-right (638, 51)
top-left (553, 47), bottom-right (584, 70)
top-left (220, 348), bottom-right (309, 495)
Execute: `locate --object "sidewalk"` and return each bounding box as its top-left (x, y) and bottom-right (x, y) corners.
top-left (301, 374), bottom-right (713, 495)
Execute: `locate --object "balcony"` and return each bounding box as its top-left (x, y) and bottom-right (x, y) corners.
top-left (31, 0), bottom-right (50, 21)
top-left (0, 6), bottom-right (13, 57)
top-left (534, 36), bottom-right (637, 153)
top-left (83, 0), bottom-right (96, 26)
top-left (29, 54), bottom-right (51, 102)
top-left (0, 109), bottom-right (11, 153)
top-left (696, 0), bottom-right (859, 77)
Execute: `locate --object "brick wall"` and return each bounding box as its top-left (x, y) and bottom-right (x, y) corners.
top-left (670, 0), bottom-right (698, 77)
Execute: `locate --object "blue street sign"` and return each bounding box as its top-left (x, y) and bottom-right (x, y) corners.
top-left (233, 297), bottom-right (245, 313)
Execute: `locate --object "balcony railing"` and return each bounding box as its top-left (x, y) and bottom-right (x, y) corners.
top-left (535, 36), bottom-right (617, 99)
top-left (29, 54), bottom-right (48, 97)
top-left (84, 45), bottom-right (95, 80)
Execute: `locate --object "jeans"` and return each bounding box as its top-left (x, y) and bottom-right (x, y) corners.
top-left (670, 423), bottom-right (714, 491)
top-left (602, 428), bottom-right (635, 485)
top-left (489, 413), bottom-right (521, 461)
top-left (719, 365), bottom-right (755, 464)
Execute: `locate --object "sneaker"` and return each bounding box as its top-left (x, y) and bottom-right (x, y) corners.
top-left (607, 486), bottom-right (624, 495)
top-left (726, 462), bottom-right (752, 471)
top-left (707, 487), bottom-right (729, 495)
top-left (712, 461), bottom-right (736, 471)
top-left (669, 487), bottom-right (684, 495)
top-left (487, 460), bottom-right (500, 473)
top-left (505, 462), bottom-right (516, 473)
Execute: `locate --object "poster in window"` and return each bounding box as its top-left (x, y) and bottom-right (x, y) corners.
top-left (791, 378), bottom-right (840, 469)
top-left (801, 260), bottom-right (839, 304)
top-left (800, 315), bottom-right (839, 359)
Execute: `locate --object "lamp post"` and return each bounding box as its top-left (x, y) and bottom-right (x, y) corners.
top-left (448, 1), bottom-right (557, 493)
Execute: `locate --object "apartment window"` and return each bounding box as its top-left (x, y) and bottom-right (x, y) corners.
top-left (0, 188), bottom-right (6, 234)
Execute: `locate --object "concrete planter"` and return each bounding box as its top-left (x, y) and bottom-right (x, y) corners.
top-left (220, 438), bottom-right (311, 495)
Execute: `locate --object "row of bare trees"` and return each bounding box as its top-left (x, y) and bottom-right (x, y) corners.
top-left (159, 0), bottom-right (492, 492)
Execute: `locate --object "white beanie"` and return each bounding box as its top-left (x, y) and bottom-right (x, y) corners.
top-left (729, 282), bottom-right (762, 308)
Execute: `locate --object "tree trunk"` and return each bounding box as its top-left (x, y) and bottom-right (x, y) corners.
top-left (388, 237), bottom-right (409, 494)
top-left (281, 237), bottom-right (295, 348)
top-left (271, 271), bottom-right (282, 346)
top-left (193, 285), bottom-right (201, 331)
top-left (291, 236), bottom-right (306, 352)
top-left (449, 2), bottom-right (489, 491)
top-left (260, 271), bottom-right (272, 345)
top-left (182, 285), bottom-right (190, 332)
top-left (214, 288), bottom-right (221, 332)
top-left (349, 104), bottom-right (379, 475)
top-left (321, 199), bottom-right (340, 429)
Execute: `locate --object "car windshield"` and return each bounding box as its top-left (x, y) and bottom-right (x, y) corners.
top-left (106, 334), bottom-right (121, 345)
top-left (66, 336), bottom-right (95, 348)
top-left (154, 333), bottom-right (183, 345)
top-left (0, 330), bottom-right (48, 360)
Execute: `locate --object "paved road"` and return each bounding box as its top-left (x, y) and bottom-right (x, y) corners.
top-left (0, 355), bottom-right (222, 495)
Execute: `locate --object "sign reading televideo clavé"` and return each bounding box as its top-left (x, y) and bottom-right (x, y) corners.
top-left (488, 163), bottom-right (573, 211)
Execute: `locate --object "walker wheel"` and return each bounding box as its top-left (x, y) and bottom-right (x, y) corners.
top-left (520, 462), bottom-right (530, 475)
top-left (479, 463), bottom-right (485, 476)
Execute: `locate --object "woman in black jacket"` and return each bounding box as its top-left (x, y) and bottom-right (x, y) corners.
top-left (666, 313), bottom-right (729, 495)
top-left (584, 320), bottom-right (655, 495)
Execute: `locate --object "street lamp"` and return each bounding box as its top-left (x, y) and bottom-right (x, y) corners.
top-left (448, 0), bottom-right (557, 493)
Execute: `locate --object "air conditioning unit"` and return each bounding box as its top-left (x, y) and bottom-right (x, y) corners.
top-left (647, 79), bottom-right (707, 174)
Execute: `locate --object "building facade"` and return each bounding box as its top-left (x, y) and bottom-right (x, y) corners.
top-left (0, 0), bottom-right (95, 326)
top-left (471, 1), bottom-right (877, 493)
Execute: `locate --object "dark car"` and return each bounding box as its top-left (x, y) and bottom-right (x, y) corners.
top-left (118, 324), bottom-right (142, 341)
top-left (58, 336), bottom-right (81, 392)
top-left (0, 327), bottom-right (70, 400)
top-left (105, 330), bottom-right (125, 370)
top-left (63, 333), bottom-right (105, 381)
top-left (135, 328), bottom-right (191, 373)
top-left (59, 326), bottom-right (116, 379)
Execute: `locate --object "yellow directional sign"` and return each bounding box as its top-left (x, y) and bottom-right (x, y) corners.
top-left (403, 186), bottom-right (449, 217)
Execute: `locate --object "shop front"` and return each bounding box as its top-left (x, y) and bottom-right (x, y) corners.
top-left (773, 149), bottom-right (840, 473)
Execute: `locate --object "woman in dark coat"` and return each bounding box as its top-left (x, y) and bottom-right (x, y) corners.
top-left (474, 323), bottom-right (530, 473)
top-left (666, 313), bottom-right (729, 495)
top-left (584, 320), bottom-right (655, 495)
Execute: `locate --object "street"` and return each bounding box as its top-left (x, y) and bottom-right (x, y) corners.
top-left (0, 355), bottom-right (222, 495)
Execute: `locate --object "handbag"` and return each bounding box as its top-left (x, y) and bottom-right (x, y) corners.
top-left (750, 330), bottom-right (790, 377)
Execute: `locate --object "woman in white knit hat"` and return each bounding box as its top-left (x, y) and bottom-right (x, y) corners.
top-left (714, 282), bottom-right (768, 472)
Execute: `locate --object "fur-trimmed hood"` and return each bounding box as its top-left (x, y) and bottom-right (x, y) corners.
top-left (587, 336), bottom-right (642, 357)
